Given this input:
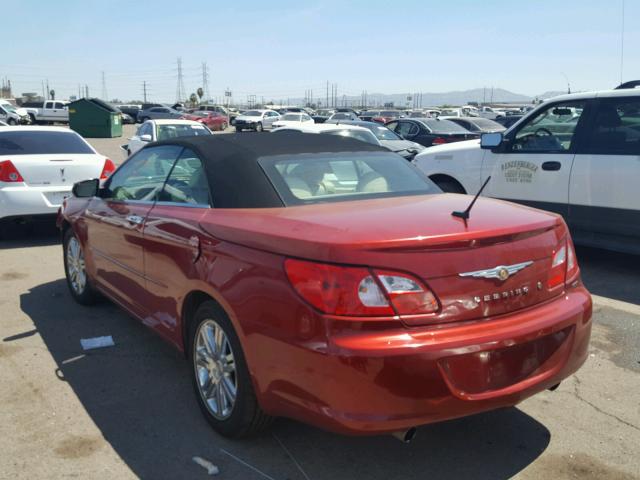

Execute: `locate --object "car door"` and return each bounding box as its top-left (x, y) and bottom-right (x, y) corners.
top-left (83, 145), bottom-right (183, 317)
top-left (43, 101), bottom-right (56, 121)
top-left (481, 99), bottom-right (590, 217)
top-left (263, 112), bottom-right (275, 129)
top-left (54, 102), bottom-right (67, 122)
top-left (0, 107), bottom-right (7, 123)
top-left (568, 95), bottom-right (640, 246)
top-left (129, 122), bottom-right (153, 154)
top-left (142, 147), bottom-right (212, 344)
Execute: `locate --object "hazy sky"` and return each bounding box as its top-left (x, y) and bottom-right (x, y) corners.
top-left (3, 0), bottom-right (638, 103)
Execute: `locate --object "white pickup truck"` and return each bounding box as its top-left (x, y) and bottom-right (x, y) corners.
top-left (22, 100), bottom-right (69, 124)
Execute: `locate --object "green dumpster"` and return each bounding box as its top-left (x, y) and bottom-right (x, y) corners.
top-left (68, 98), bottom-right (123, 138)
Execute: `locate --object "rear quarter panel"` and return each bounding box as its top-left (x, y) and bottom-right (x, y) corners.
top-left (413, 142), bottom-right (486, 194)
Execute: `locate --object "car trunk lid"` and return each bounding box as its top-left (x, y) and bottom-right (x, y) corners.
top-left (199, 194), bottom-right (566, 325)
top-left (7, 154), bottom-right (105, 188)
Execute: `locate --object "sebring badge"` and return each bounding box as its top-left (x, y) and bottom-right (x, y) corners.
top-left (458, 261), bottom-right (533, 281)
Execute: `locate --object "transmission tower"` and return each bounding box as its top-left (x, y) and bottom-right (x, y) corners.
top-left (201, 62), bottom-right (210, 102)
top-left (175, 57), bottom-right (186, 103)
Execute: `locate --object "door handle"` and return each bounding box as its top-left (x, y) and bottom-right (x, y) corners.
top-left (541, 161), bottom-right (561, 171)
top-left (126, 214), bottom-right (144, 225)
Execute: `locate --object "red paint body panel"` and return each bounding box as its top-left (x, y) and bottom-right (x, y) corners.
top-left (181, 112), bottom-right (229, 131)
top-left (59, 191), bottom-right (592, 436)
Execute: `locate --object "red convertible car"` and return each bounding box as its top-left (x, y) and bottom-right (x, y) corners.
top-left (181, 111), bottom-right (229, 131)
top-left (58, 133), bottom-right (592, 440)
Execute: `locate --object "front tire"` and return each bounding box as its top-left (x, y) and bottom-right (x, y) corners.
top-left (235, 126), bottom-right (243, 132)
top-left (189, 301), bottom-right (272, 438)
top-left (434, 179), bottom-right (466, 194)
top-left (220, 122), bottom-right (228, 131)
top-left (7, 118), bottom-right (17, 125)
top-left (63, 228), bottom-right (97, 305)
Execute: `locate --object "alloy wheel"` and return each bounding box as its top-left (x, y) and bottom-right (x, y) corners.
top-left (193, 319), bottom-right (238, 420)
top-left (66, 237), bottom-right (87, 295)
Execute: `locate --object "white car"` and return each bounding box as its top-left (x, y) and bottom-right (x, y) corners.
top-left (413, 81), bottom-right (640, 254)
top-left (272, 123), bottom-right (381, 146)
top-left (0, 100), bottom-right (30, 124)
top-left (126, 119), bottom-right (212, 156)
top-left (0, 127), bottom-right (114, 223)
top-left (272, 112), bottom-right (315, 129)
top-left (234, 109), bottom-right (280, 132)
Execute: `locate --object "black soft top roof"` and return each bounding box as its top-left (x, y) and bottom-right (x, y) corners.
top-left (152, 132), bottom-right (387, 208)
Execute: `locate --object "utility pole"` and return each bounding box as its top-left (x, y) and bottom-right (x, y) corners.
top-left (142, 81), bottom-right (148, 103)
top-left (326, 81), bottom-right (329, 108)
top-left (101, 71), bottom-right (108, 100)
top-left (175, 57), bottom-right (186, 104)
top-left (202, 62), bottom-right (210, 102)
top-left (620, 0), bottom-right (625, 83)
top-left (46, 80), bottom-right (50, 100)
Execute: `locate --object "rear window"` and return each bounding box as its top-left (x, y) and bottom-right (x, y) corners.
top-left (0, 131), bottom-right (94, 155)
top-left (321, 129), bottom-right (379, 145)
top-left (259, 152), bottom-right (439, 205)
top-left (422, 119), bottom-right (469, 133)
top-left (156, 124), bottom-right (211, 141)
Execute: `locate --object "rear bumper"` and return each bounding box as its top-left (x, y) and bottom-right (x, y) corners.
top-left (262, 286), bottom-right (592, 435)
top-left (0, 184), bottom-right (72, 219)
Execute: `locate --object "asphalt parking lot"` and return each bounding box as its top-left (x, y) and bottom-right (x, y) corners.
top-left (1, 131), bottom-right (639, 480)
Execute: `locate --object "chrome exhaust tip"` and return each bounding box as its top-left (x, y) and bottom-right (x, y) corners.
top-left (391, 427), bottom-right (417, 443)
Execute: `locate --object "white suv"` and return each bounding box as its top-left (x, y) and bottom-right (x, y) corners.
top-left (413, 81), bottom-right (640, 254)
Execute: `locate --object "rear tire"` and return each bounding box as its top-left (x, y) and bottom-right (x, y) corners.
top-left (255, 122), bottom-right (263, 132)
top-left (220, 122), bottom-right (228, 131)
top-left (235, 126), bottom-right (243, 132)
top-left (189, 301), bottom-right (273, 438)
top-left (63, 228), bottom-right (98, 305)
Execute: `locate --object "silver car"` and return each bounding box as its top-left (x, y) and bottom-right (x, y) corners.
top-left (234, 109), bottom-right (280, 132)
top-left (137, 106), bottom-right (183, 123)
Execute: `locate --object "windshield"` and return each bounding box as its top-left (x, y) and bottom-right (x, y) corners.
top-left (470, 118), bottom-right (505, 130)
top-left (243, 110), bottom-right (263, 116)
top-left (366, 125), bottom-right (401, 140)
top-left (0, 131), bottom-right (94, 155)
top-left (2, 105), bottom-right (17, 113)
top-left (321, 129), bottom-right (380, 146)
top-left (259, 152), bottom-right (439, 205)
top-left (422, 119), bottom-right (469, 133)
top-left (156, 124), bottom-right (212, 140)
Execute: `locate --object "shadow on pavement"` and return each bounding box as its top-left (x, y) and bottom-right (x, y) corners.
top-left (19, 279), bottom-right (551, 480)
top-left (577, 246), bottom-right (640, 305)
top-left (0, 220), bottom-right (60, 249)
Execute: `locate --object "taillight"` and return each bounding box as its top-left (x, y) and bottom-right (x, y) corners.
top-left (100, 158), bottom-right (116, 179)
top-left (432, 137), bottom-right (448, 145)
top-left (547, 238), bottom-right (580, 289)
top-left (0, 160), bottom-right (24, 182)
top-left (284, 259), bottom-right (438, 317)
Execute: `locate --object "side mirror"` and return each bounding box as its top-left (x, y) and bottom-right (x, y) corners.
top-left (481, 132), bottom-right (503, 149)
top-left (140, 134), bottom-right (152, 142)
top-left (72, 178), bottom-right (99, 198)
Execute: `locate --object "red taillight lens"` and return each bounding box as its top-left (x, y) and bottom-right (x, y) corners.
top-left (547, 237), bottom-right (580, 289)
top-left (566, 237), bottom-right (579, 282)
top-left (284, 259), bottom-right (438, 317)
top-left (100, 158), bottom-right (116, 180)
top-left (548, 244), bottom-right (567, 289)
top-left (432, 137), bottom-right (448, 145)
top-left (0, 160), bottom-right (24, 182)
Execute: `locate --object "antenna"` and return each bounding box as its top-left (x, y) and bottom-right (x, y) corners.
top-left (451, 176), bottom-right (491, 225)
